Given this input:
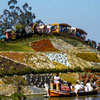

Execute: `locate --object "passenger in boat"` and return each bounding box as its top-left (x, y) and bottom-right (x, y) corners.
top-left (70, 84), bottom-right (75, 91)
top-left (44, 83), bottom-right (49, 96)
top-left (86, 80), bottom-right (93, 91)
top-left (67, 82), bottom-right (72, 91)
top-left (84, 83), bottom-right (88, 92)
top-left (80, 82), bottom-right (84, 91)
top-left (74, 81), bottom-right (81, 93)
top-left (54, 73), bottom-right (61, 90)
top-left (91, 80), bottom-right (97, 89)
top-left (54, 73), bottom-right (60, 84)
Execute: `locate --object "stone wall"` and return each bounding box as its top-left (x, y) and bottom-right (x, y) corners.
top-left (0, 84), bottom-right (17, 96)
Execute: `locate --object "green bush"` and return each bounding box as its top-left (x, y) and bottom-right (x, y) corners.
top-left (0, 96), bottom-right (9, 100)
top-left (73, 67), bottom-right (82, 72)
top-left (76, 53), bottom-right (100, 63)
top-left (83, 67), bottom-right (100, 72)
top-left (0, 69), bottom-right (7, 76)
top-left (15, 23), bottom-right (23, 30)
top-left (91, 67), bottom-right (100, 72)
top-left (0, 67), bottom-right (35, 77)
top-left (11, 92), bottom-right (24, 100)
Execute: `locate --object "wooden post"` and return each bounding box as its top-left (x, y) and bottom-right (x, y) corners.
top-left (56, 83), bottom-right (59, 91)
top-left (50, 82), bottom-right (53, 90)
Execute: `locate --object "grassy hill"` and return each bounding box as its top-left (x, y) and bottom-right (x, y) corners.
top-left (0, 35), bottom-right (100, 74)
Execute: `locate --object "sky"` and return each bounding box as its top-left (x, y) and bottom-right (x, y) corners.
top-left (0, 0), bottom-right (100, 43)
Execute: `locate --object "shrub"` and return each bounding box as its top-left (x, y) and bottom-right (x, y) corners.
top-left (0, 96), bottom-right (9, 100)
top-left (0, 66), bottom-right (35, 77)
top-left (15, 67), bottom-right (35, 75)
top-left (11, 92), bottom-right (24, 100)
top-left (83, 67), bottom-right (100, 72)
top-left (91, 67), bottom-right (100, 72)
top-left (73, 67), bottom-right (82, 72)
top-left (0, 68), bottom-right (7, 77)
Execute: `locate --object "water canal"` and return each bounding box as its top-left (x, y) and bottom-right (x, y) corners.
top-left (26, 94), bottom-right (100, 100)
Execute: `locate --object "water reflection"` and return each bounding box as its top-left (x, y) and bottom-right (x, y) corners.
top-left (48, 96), bottom-right (100, 100)
top-left (27, 94), bottom-right (100, 100)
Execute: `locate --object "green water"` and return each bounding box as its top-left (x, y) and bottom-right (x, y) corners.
top-left (26, 94), bottom-right (100, 100)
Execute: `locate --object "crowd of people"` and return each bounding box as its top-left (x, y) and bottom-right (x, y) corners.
top-left (73, 80), bottom-right (97, 93)
top-left (52, 73), bottom-right (97, 93)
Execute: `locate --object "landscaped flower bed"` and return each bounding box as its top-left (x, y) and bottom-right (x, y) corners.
top-left (76, 52), bottom-right (100, 63)
top-left (45, 53), bottom-right (71, 67)
top-left (0, 52), bottom-right (28, 63)
top-left (25, 52), bottom-right (54, 69)
top-left (0, 56), bottom-right (33, 76)
top-left (30, 39), bottom-right (59, 52)
top-left (52, 61), bottom-right (68, 70)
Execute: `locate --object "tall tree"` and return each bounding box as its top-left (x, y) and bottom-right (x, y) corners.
top-left (0, 0), bottom-right (36, 29)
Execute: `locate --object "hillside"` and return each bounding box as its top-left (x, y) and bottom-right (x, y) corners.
top-left (0, 35), bottom-right (100, 73)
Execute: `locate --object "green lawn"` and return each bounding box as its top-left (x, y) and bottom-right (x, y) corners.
top-left (0, 35), bottom-right (52, 52)
top-left (0, 35), bottom-right (98, 53)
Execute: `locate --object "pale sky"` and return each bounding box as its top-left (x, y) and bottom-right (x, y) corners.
top-left (0, 0), bottom-right (100, 43)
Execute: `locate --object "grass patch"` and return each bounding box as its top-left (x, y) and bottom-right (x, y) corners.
top-left (0, 41), bottom-right (33, 52)
top-left (0, 36), bottom-right (52, 52)
top-left (76, 52), bottom-right (100, 63)
top-left (53, 61), bottom-right (68, 70)
top-left (59, 73), bottom-right (78, 84)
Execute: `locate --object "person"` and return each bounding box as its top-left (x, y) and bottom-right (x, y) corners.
top-left (54, 73), bottom-right (61, 90)
top-left (86, 80), bottom-right (93, 91)
top-left (70, 84), bottom-right (75, 91)
top-left (80, 82), bottom-right (84, 91)
top-left (54, 73), bottom-right (60, 84)
top-left (74, 81), bottom-right (81, 93)
top-left (44, 83), bottom-right (49, 97)
top-left (91, 80), bottom-right (96, 89)
top-left (67, 82), bottom-right (72, 91)
top-left (84, 83), bottom-right (88, 92)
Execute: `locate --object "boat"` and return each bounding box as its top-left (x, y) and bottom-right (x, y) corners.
top-left (49, 89), bottom-right (98, 97)
top-left (48, 82), bottom-right (98, 97)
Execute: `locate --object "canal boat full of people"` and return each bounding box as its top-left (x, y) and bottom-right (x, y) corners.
top-left (48, 88), bottom-right (98, 97)
top-left (45, 74), bottom-right (98, 97)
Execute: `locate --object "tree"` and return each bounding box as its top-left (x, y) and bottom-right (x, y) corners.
top-left (0, 0), bottom-right (36, 29)
top-left (36, 19), bottom-right (44, 25)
